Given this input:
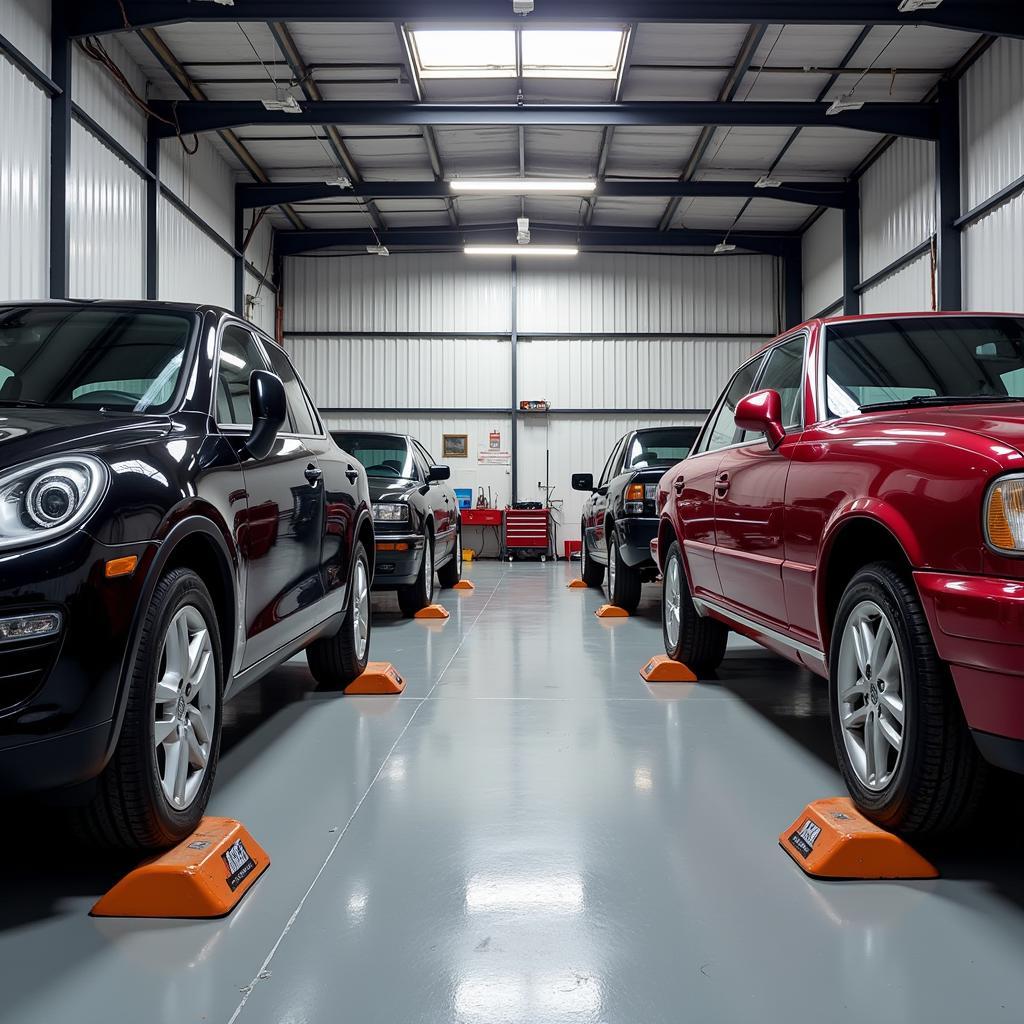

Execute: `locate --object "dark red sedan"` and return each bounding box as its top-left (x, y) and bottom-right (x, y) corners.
top-left (653, 312), bottom-right (1024, 836)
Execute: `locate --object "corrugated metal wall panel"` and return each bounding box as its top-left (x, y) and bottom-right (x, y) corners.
top-left (963, 193), bottom-right (1024, 312)
top-left (285, 254), bottom-right (513, 333)
top-left (961, 37), bottom-right (1024, 211)
top-left (160, 140), bottom-right (235, 244)
top-left (0, 0), bottom-right (49, 73)
top-left (243, 214), bottom-right (275, 335)
top-left (0, 57), bottom-right (48, 300)
top-left (860, 137), bottom-right (935, 279)
top-left (288, 336), bottom-right (510, 409)
top-left (244, 271), bottom-right (276, 336)
top-left (69, 123), bottom-right (146, 299)
top-left (516, 253), bottom-right (781, 335)
top-left (323, 413), bottom-right (514, 512)
top-left (158, 197), bottom-right (234, 307)
top-left (72, 37), bottom-right (146, 160)
top-left (802, 207), bottom-right (843, 317)
top-left (517, 336), bottom-right (761, 409)
top-left (859, 252), bottom-right (934, 314)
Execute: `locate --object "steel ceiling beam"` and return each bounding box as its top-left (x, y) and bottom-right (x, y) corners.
top-left (69, 2), bottom-right (1024, 40)
top-left (150, 100), bottom-right (940, 139)
top-left (274, 223), bottom-right (796, 257)
top-left (238, 179), bottom-right (851, 208)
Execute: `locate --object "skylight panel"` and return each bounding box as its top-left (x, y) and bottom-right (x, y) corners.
top-left (521, 29), bottom-right (625, 79)
top-left (411, 30), bottom-right (516, 79)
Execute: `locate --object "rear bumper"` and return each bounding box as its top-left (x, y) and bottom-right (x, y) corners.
top-left (372, 533), bottom-right (424, 588)
top-left (915, 571), bottom-right (1024, 750)
top-left (615, 517), bottom-right (658, 569)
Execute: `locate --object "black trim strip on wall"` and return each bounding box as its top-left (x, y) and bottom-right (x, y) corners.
top-left (955, 170), bottom-right (1024, 229)
top-left (284, 330), bottom-right (771, 340)
top-left (0, 30), bottom-right (60, 95)
top-left (317, 406), bottom-right (711, 417)
top-left (853, 238), bottom-right (933, 295)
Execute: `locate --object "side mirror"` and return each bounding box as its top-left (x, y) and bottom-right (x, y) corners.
top-left (427, 464), bottom-right (451, 482)
top-left (734, 388), bottom-right (786, 449)
top-left (243, 370), bottom-right (287, 461)
top-left (572, 473), bottom-right (595, 491)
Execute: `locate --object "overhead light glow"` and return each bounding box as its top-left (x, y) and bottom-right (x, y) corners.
top-left (450, 178), bottom-right (597, 193)
top-left (261, 95), bottom-right (302, 113)
top-left (324, 176), bottom-right (352, 189)
top-left (465, 245), bottom-right (579, 257)
top-left (826, 92), bottom-right (865, 116)
top-left (713, 242), bottom-right (737, 255)
top-left (898, 0), bottom-right (943, 11)
top-left (366, 244), bottom-right (390, 256)
top-left (754, 175), bottom-right (782, 189)
top-left (521, 29), bottom-right (625, 79)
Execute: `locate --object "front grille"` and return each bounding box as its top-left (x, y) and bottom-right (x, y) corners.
top-left (0, 637), bottom-right (61, 712)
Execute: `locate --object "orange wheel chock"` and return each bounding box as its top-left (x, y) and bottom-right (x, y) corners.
top-left (567, 579), bottom-right (588, 589)
top-left (640, 654), bottom-right (697, 682)
top-left (595, 604), bottom-right (629, 618)
top-left (345, 661), bottom-right (406, 695)
top-left (453, 580), bottom-right (475, 591)
top-left (779, 797), bottom-right (938, 880)
top-left (91, 817), bottom-right (269, 919)
top-left (415, 603), bottom-right (450, 620)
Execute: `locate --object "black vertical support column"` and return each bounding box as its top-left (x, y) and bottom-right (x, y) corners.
top-left (510, 255), bottom-right (519, 506)
top-left (842, 187), bottom-right (861, 316)
top-left (233, 194), bottom-right (245, 315)
top-left (783, 238), bottom-right (802, 328)
top-left (49, 3), bottom-right (71, 299)
top-left (145, 120), bottom-right (160, 299)
top-left (936, 79), bottom-right (963, 311)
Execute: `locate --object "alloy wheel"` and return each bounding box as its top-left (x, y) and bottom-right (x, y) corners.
top-left (153, 605), bottom-right (216, 809)
top-left (664, 556), bottom-right (681, 649)
top-left (836, 599), bottom-right (907, 791)
top-left (352, 557), bottom-right (369, 660)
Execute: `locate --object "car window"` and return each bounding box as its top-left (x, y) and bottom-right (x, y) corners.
top-left (599, 437), bottom-right (626, 487)
top-left (338, 433), bottom-right (419, 480)
top-left (624, 428), bottom-right (699, 469)
top-left (697, 357), bottom-right (763, 454)
top-left (753, 334), bottom-right (805, 431)
top-left (413, 440), bottom-right (436, 471)
top-left (262, 342), bottom-right (319, 435)
top-left (217, 326), bottom-right (267, 427)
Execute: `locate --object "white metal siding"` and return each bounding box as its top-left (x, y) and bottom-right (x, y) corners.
top-left (802, 207), bottom-right (843, 317)
top-left (860, 137), bottom-right (935, 280)
top-left (963, 194), bottom-right (1024, 312)
top-left (0, 57), bottom-right (48, 300)
top-left (72, 37), bottom-right (146, 160)
top-left (69, 123), bottom-right (146, 299)
top-left (860, 252), bottom-right (934, 315)
top-left (243, 213), bottom-right (275, 335)
top-left (961, 37), bottom-right (1024, 211)
top-left (516, 253), bottom-right (780, 335)
top-left (160, 140), bottom-right (235, 245)
top-left (517, 336), bottom-right (761, 410)
top-left (158, 197), bottom-right (234, 308)
top-left (285, 253), bottom-right (513, 334)
top-left (0, 0), bottom-right (49, 73)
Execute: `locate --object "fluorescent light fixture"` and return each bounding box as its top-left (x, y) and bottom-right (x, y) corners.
top-left (714, 241), bottom-right (737, 254)
top-left (512, 0), bottom-right (534, 12)
top-left (754, 175), bottom-right (782, 189)
top-left (261, 95), bottom-right (302, 113)
top-left (516, 217), bottom-right (531, 244)
top-left (324, 176), bottom-right (352, 189)
top-left (366, 244), bottom-right (390, 256)
top-left (522, 29), bottom-right (625, 79)
top-left (450, 178), bottom-right (597, 193)
top-left (898, 0), bottom-right (943, 10)
top-left (465, 245), bottom-right (579, 257)
top-left (411, 30), bottom-right (516, 78)
top-left (826, 92), bottom-right (865, 116)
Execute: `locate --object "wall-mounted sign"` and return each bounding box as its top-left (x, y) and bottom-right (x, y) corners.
top-left (478, 450), bottom-right (511, 466)
top-left (489, 430), bottom-right (501, 449)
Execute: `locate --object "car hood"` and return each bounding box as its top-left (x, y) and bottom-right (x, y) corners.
top-left (0, 408), bottom-right (173, 470)
top-left (367, 476), bottom-right (420, 502)
top-left (850, 403), bottom-right (1024, 454)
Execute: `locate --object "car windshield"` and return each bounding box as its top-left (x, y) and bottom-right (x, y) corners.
top-left (623, 428), bottom-right (699, 469)
top-left (826, 316), bottom-right (1024, 416)
top-left (338, 433), bottom-right (419, 480)
top-left (0, 306), bottom-right (195, 413)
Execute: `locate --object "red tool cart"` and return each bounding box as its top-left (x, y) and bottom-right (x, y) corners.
top-left (502, 508), bottom-right (550, 560)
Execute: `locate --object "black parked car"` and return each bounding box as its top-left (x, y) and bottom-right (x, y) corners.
top-left (333, 431), bottom-right (462, 614)
top-left (0, 301), bottom-right (375, 849)
top-left (572, 426), bottom-right (699, 611)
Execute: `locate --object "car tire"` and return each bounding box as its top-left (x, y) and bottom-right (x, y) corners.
top-left (437, 522), bottom-right (463, 588)
top-left (607, 532), bottom-right (642, 613)
top-left (398, 530), bottom-right (435, 615)
top-left (308, 542), bottom-right (373, 689)
top-left (580, 524), bottom-right (604, 588)
top-left (73, 568), bottom-right (224, 850)
top-left (661, 540), bottom-right (727, 674)
top-left (828, 562), bottom-right (987, 836)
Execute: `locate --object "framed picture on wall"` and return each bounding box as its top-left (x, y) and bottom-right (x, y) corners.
top-left (442, 433), bottom-right (469, 458)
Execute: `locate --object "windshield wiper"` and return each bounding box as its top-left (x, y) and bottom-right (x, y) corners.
top-left (0, 399), bottom-right (47, 408)
top-left (859, 395), bottom-right (1024, 412)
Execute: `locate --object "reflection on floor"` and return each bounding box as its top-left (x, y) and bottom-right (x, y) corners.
top-left (2, 561), bottom-right (1024, 1024)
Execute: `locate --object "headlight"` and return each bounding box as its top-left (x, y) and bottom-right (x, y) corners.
top-left (0, 456), bottom-right (107, 550)
top-left (985, 474), bottom-right (1024, 552)
top-left (372, 502), bottom-right (409, 523)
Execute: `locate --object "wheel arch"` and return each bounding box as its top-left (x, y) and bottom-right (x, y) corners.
top-left (354, 509), bottom-right (375, 588)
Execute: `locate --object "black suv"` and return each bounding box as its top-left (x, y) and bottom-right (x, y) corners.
top-left (572, 426), bottom-right (699, 611)
top-left (0, 301), bottom-right (374, 849)
top-left (334, 431), bottom-right (462, 615)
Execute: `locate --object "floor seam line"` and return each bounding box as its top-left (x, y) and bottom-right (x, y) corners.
top-left (225, 568), bottom-right (509, 1024)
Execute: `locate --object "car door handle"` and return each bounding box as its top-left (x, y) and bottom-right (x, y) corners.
top-left (673, 477), bottom-right (685, 495)
top-left (344, 463), bottom-right (359, 484)
top-left (715, 471), bottom-right (730, 497)
top-left (305, 463), bottom-right (323, 486)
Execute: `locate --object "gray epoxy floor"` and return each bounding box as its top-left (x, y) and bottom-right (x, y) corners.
top-left (3, 561), bottom-right (1024, 1023)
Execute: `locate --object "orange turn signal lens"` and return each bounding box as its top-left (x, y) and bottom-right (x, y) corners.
top-left (105, 555), bottom-right (138, 578)
top-left (376, 542), bottom-right (409, 552)
top-left (625, 483), bottom-right (645, 502)
top-left (987, 478), bottom-right (1024, 551)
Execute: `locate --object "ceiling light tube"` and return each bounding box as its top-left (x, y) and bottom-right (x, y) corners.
top-left (450, 179), bottom-right (596, 193)
top-left (464, 245), bottom-right (579, 257)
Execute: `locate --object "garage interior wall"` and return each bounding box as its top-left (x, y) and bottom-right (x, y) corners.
top-left (0, 0), bottom-right (271, 324)
top-left (284, 251), bottom-right (777, 545)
